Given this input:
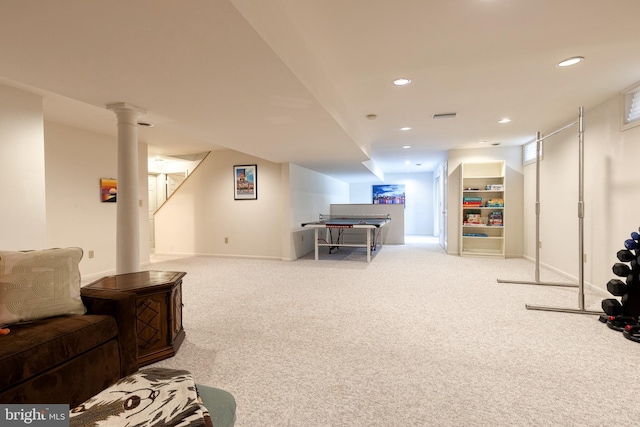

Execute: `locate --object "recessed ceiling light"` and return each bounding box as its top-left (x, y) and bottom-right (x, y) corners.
top-left (404, 161), bottom-right (411, 165)
top-left (366, 114), bottom-right (377, 120)
top-left (557, 56), bottom-right (584, 67)
top-left (137, 121), bottom-right (154, 127)
top-left (402, 145), bottom-right (411, 149)
top-left (478, 141), bottom-right (487, 144)
top-left (498, 118), bottom-right (511, 124)
top-left (400, 127), bottom-right (412, 131)
top-left (393, 78), bottom-right (411, 86)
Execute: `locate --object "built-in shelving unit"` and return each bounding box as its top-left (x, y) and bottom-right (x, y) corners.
top-left (460, 161), bottom-right (505, 257)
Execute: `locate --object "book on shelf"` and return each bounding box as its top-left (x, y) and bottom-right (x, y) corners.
top-left (463, 209), bottom-right (484, 225)
top-left (485, 198), bottom-right (504, 207)
top-left (485, 184), bottom-right (504, 191)
top-left (488, 211), bottom-right (503, 226)
top-left (463, 197), bottom-right (483, 207)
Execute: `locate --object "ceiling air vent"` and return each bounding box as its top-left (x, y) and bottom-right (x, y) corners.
top-left (432, 112), bottom-right (457, 119)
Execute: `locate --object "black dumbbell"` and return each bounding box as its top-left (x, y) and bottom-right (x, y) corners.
top-left (620, 294), bottom-right (640, 318)
top-left (607, 315), bottom-right (637, 332)
top-left (618, 249), bottom-right (635, 262)
top-left (627, 273), bottom-right (640, 289)
top-left (610, 315), bottom-right (637, 323)
top-left (607, 279), bottom-right (628, 296)
top-left (625, 324), bottom-right (640, 332)
top-left (613, 263), bottom-right (632, 277)
top-left (623, 327), bottom-right (640, 343)
top-left (602, 298), bottom-right (623, 316)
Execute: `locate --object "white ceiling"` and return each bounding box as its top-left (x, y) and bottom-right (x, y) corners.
top-left (1, 0), bottom-right (639, 182)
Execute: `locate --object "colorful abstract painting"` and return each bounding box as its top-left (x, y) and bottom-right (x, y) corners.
top-left (100, 178), bottom-right (117, 203)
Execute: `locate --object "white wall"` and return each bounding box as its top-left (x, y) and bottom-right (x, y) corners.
top-left (0, 84), bottom-right (150, 280)
top-left (523, 96), bottom-right (640, 293)
top-left (44, 121), bottom-right (117, 277)
top-left (0, 84), bottom-right (47, 249)
top-left (446, 146), bottom-right (524, 258)
top-left (154, 160), bottom-right (350, 261)
top-left (44, 121), bottom-right (150, 281)
top-left (154, 150), bottom-right (285, 259)
top-left (288, 163), bottom-right (349, 260)
top-left (527, 128), bottom-right (579, 278)
top-left (349, 172), bottom-right (434, 235)
top-left (0, 83), bottom-right (349, 270)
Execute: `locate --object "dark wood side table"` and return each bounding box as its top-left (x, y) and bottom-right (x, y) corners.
top-left (84, 270), bottom-right (186, 367)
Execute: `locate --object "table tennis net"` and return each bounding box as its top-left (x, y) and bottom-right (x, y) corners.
top-left (318, 214), bottom-right (391, 221)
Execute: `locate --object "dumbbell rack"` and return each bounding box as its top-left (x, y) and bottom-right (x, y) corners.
top-left (600, 228), bottom-right (640, 343)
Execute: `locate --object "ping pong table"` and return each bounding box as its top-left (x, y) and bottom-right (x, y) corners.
top-left (301, 214), bottom-right (391, 262)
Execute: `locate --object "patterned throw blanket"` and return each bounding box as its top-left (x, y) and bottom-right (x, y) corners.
top-left (70, 368), bottom-right (213, 427)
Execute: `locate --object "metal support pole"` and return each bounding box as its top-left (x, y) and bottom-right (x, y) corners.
top-left (535, 132), bottom-right (541, 283)
top-left (578, 107), bottom-right (586, 310)
top-left (526, 106), bottom-right (601, 315)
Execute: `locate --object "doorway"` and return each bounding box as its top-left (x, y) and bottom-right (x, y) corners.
top-left (437, 162), bottom-right (448, 252)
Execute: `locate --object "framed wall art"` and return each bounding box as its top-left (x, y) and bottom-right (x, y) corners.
top-left (100, 178), bottom-right (117, 203)
top-left (233, 164), bottom-right (257, 200)
top-left (372, 184), bottom-right (405, 205)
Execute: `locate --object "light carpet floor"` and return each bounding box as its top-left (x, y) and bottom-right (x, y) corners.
top-left (149, 238), bottom-right (640, 427)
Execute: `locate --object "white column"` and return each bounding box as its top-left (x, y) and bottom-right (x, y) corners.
top-left (107, 102), bottom-right (146, 274)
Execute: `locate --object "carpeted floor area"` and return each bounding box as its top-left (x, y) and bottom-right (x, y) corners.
top-left (150, 237), bottom-right (640, 427)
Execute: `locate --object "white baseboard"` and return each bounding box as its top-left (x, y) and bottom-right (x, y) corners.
top-left (521, 255), bottom-right (609, 298)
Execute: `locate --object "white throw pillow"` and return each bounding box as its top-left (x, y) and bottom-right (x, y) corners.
top-left (0, 247), bottom-right (86, 326)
